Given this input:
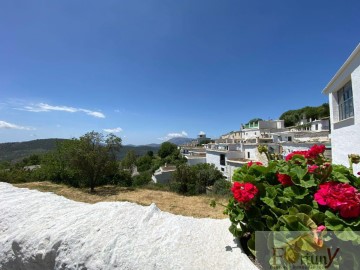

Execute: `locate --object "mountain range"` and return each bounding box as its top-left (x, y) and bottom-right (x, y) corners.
top-left (0, 139), bottom-right (160, 162)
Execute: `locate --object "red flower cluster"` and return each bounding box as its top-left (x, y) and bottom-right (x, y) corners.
top-left (285, 144), bottom-right (326, 162)
top-left (276, 173), bottom-right (293, 186)
top-left (308, 165), bottom-right (319, 174)
top-left (285, 151), bottom-right (308, 161)
top-left (231, 182), bottom-right (258, 203)
top-left (314, 182), bottom-right (360, 219)
top-left (305, 144), bottom-right (326, 159)
top-left (247, 161), bottom-right (263, 167)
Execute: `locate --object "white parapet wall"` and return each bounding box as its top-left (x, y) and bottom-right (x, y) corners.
top-left (0, 183), bottom-right (258, 270)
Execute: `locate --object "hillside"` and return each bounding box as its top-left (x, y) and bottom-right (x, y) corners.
top-left (0, 139), bottom-right (159, 162)
top-left (0, 139), bottom-right (66, 162)
top-left (167, 137), bottom-right (194, 145)
top-left (279, 103), bottom-right (330, 127)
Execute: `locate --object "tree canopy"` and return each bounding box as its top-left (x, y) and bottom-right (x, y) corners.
top-left (279, 103), bottom-right (329, 127)
top-left (158, 142), bottom-right (178, 159)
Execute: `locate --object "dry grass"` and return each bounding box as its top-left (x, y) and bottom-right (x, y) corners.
top-left (13, 182), bottom-right (229, 219)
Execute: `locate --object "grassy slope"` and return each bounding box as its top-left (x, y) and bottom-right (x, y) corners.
top-left (13, 181), bottom-right (228, 219)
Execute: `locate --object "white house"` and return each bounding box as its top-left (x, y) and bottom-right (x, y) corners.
top-left (151, 165), bottom-right (177, 184)
top-left (323, 43), bottom-right (360, 173)
top-left (205, 143), bottom-right (243, 180)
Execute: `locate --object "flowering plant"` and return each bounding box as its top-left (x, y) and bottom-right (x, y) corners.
top-left (225, 144), bottom-right (360, 264)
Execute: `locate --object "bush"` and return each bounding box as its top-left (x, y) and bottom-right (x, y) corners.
top-left (133, 171), bottom-right (152, 187)
top-left (112, 170), bottom-right (133, 187)
top-left (170, 163), bottom-right (224, 195)
top-left (212, 179), bottom-right (232, 197)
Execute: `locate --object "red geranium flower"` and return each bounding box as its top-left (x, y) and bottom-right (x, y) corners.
top-left (285, 151), bottom-right (308, 161)
top-left (276, 173), bottom-right (293, 186)
top-left (306, 144), bottom-right (325, 159)
top-left (314, 182), bottom-right (360, 219)
top-left (308, 165), bottom-right (319, 174)
top-left (231, 182), bottom-right (258, 203)
top-left (247, 161), bottom-right (263, 167)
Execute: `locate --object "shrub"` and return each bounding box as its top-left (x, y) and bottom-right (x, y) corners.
top-left (170, 163), bottom-right (224, 195)
top-left (112, 170), bottom-right (133, 187)
top-left (212, 179), bottom-right (232, 197)
top-left (133, 171), bottom-right (152, 187)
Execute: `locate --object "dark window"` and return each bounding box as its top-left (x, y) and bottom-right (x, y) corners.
top-left (220, 154), bottom-right (225, 165)
top-left (338, 81), bottom-right (354, 121)
top-left (315, 124), bottom-right (318, 130)
top-left (288, 136), bottom-right (292, 142)
top-left (221, 168), bottom-right (224, 172)
top-left (247, 152), bottom-right (250, 159)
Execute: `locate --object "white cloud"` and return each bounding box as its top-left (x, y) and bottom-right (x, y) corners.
top-left (103, 127), bottom-right (123, 133)
top-left (20, 103), bottom-right (105, 118)
top-left (0, 120), bottom-right (35, 131)
top-left (199, 131), bottom-right (205, 135)
top-left (158, 131), bottom-right (188, 141)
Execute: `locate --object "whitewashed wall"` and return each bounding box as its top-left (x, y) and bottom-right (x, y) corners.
top-left (330, 64), bottom-right (360, 174)
top-left (187, 157), bottom-right (206, 166)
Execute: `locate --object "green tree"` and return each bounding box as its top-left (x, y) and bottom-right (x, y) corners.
top-left (133, 171), bottom-right (152, 186)
top-left (158, 142), bottom-right (178, 159)
top-left (247, 118), bottom-right (263, 124)
top-left (170, 164), bottom-right (196, 195)
top-left (192, 163), bottom-right (225, 194)
top-left (279, 103), bottom-right (330, 127)
top-left (40, 140), bottom-right (81, 186)
top-left (70, 131), bottom-right (122, 192)
top-left (121, 150), bottom-right (137, 173)
top-left (170, 163), bottom-right (224, 195)
top-left (136, 155), bottom-right (153, 172)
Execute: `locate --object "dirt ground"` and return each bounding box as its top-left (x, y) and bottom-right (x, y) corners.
top-left (13, 182), bottom-right (229, 219)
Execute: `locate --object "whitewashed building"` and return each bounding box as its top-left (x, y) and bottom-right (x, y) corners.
top-left (151, 165), bottom-right (177, 184)
top-left (323, 43), bottom-right (360, 173)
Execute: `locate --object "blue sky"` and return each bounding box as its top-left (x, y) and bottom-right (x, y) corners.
top-left (1, 0), bottom-right (359, 145)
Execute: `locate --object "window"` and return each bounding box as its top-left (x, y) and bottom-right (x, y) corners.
top-left (220, 154), bottom-right (225, 165)
top-left (338, 81), bottom-right (354, 121)
top-left (287, 136), bottom-right (292, 142)
top-left (247, 152), bottom-right (250, 158)
top-left (315, 124), bottom-right (318, 131)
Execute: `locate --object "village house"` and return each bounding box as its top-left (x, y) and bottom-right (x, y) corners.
top-left (205, 120), bottom-right (287, 180)
top-left (151, 164), bottom-right (177, 184)
top-left (322, 43), bottom-right (360, 174)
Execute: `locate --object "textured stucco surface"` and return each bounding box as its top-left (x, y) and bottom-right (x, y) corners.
top-left (0, 183), bottom-right (258, 270)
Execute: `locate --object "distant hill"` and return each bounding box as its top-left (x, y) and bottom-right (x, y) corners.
top-left (279, 103), bottom-right (330, 127)
top-left (0, 139), bottom-right (66, 163)
top-left (167, 137), bottom-right (194, 145)
top-left (0, 139), bottom-right (160, 162)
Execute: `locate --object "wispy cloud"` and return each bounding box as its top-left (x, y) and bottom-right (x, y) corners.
top-left (103, 127), bottom-right (123, 133)
top-left (158, 130), bottom-right (188, 141)
top-left (19, 103), bottom-right (105, 118)
top-left (0, 120), bottom-right (35, 130)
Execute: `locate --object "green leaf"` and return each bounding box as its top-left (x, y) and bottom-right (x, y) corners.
top-left (229, 224), bottom-right (242, 237)
top-left (265, 186), bottom-right (277, 199)
top-left (290, 166), bottom-right (308, 180)
top-left (332, 171), bottom-right (350, 183)
top-left (283, 186), bottom-right (309, 199)
top-left (235, 211), bottom-right (245, 221)
top-left (288, 207), bottom-right (299, 215)
top-left (297, 204), bottom-right (313, 215)
top-left (299, 178), bottom-right (317, 188)
top-left (261, 197), bottom-right (276, 208)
